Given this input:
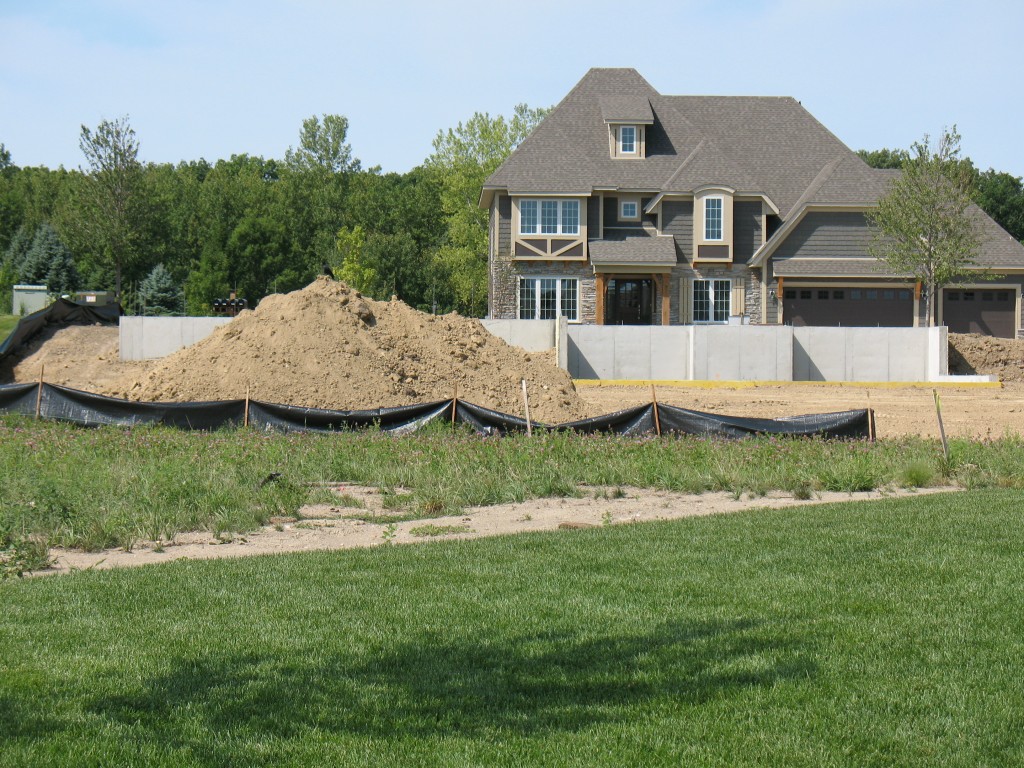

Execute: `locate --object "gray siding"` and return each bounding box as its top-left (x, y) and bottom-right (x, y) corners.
top-left (733, 201), bottom-right (762, 263)
top-left (498, 194), bottom-right (511, 254)
top-left (662, 200), bottom-right (693, 262)
top-left (603, 196), bottom-right (656, 229)
top-left (587, 195), bottom-right (600, 237)
top-left (773, 211), bottom-right (872, 261)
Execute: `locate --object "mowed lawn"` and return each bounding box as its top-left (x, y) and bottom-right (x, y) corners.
top-left (2, 489), bottom-right (1023, 767)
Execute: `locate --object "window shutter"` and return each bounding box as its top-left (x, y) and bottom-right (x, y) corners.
top-left (731, 281), bottom-right (745, 316)
top-left (679, 278), bottom-right (690, 323)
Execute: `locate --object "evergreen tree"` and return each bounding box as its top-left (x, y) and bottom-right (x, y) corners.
top-left (19, 223), bottom-right (79, 294)
top-left (0, 224), bottom-right (31, 312)
top-left (138, 263), bottom-right (182, 315)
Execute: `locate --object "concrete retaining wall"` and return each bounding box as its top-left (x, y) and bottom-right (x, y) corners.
top-left (793, 327), bottom-right (930, 382)
top-left (567, 326), bottom-right (690, 380)
top-left (120, 316), bottom-right (234, 361)
top-left (479, 319), bottom-right (556, 352)
top-left (693, 326), bottom-right (793, 381)
top-left (554, 324), bottom-right (987, 383)
top-left (124, 315), bottom-right (990, 383)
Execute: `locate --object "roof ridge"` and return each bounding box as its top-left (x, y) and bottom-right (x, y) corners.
top-left (661, 138), bottom-right (706, 189)
top-left (785, 155), bottom-right (844, 217)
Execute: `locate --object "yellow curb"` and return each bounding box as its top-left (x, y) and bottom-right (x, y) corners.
top-left (572, 380), bottom-right (1004, 389)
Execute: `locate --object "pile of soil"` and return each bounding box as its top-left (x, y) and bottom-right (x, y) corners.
top-left (949, 333), bottom-right (1024, 382)
top-left (101, 278), bottom-right (589, 424)
top-left (1, 324), bottom-right (149, 391)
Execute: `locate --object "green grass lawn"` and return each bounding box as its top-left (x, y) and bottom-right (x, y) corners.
top-left (2, 489), bottom-right (1023, 766)
top-left (0, 313), bottom-right (18, 341)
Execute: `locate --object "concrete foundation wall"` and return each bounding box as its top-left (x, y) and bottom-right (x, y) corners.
top-left (793, 327), bottom-right (930, 382)
top-left (479, 319), bottom-right (556, 352)
top-left (692, 326), bottom-right (793, 381)
top-left (552, 324), bottom-right (982, 383)
top-left (567, 326), bottom-right (690, 380)
top-left (120, 316), bottom-right (234, 361)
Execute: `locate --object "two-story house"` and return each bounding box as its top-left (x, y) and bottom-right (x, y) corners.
top-left (482, 68), bottom-right (1024, 338)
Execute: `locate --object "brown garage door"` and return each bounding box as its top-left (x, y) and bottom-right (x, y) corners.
top-left (783, 287), bottom-right (914, 327)
top-left (942, 289), bottom-right (1016, 338)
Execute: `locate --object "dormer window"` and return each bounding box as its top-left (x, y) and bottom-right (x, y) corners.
top-left (620, 198), bottom-right (640, 221)
top-left (611, 124), bottom-right (644, 158)
top-left (619, 126), bottom-right (636, 154)
top-left (600, 95), bottom-right (653, 159)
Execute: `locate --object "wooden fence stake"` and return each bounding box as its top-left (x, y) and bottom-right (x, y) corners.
top-left (933, 389), bottom-right (949, 463)
top-left (650, 382), bottom-right (662, 437)
top-left (521, 379), bottom-right (532, 437)
top-left (244, 385), bottom-right (250, 427)
top-left (35, 365), bottom-right (44, 419)
top-left (866, 390), bottom-right (875, 442)
top-left (452, 383), bottom-right (458, 426)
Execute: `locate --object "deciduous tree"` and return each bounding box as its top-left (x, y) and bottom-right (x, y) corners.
top-left (867, 127), bottom-right (979, 325)
top-left (427, 104), bottom-right (547, 316)
top-left (74, 116), bottom-right (146, 298)
top-left (974, 169), bottom-right (1024, 243)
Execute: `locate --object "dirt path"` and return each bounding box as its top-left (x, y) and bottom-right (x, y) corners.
top-left (41, 485), bottom-right (955, 575)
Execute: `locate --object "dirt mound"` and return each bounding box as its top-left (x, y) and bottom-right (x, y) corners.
top-left (101, 278), bottom-right (589, 423)
top-left (949, 333), bottom-right (1024, 382)
top-left (1, 324), bottom-right (149, 391)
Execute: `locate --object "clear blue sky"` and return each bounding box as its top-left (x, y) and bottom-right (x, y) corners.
top-left (2, 0), bottom-right (1022, 178)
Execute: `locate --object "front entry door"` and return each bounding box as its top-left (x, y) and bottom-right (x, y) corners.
top-left (606, 278), bottom-right (653, 325)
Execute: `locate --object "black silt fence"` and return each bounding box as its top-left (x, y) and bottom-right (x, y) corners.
top-left (0, 382), bottom-right (873, 439)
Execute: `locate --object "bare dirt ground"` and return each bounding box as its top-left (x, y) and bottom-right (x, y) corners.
top-left (580, 381), bottom-right (1024, 440)
top-left (43, 484), bottom-right (955, 575)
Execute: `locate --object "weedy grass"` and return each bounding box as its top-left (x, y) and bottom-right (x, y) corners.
top-left (0, 314), bottom-right (19, 340)
top-left (2, 415), bottom-right (1023, 560)
top-left (1, 489), bottom-right (1023, 766)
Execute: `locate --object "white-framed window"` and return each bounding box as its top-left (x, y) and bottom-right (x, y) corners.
top-left (619, 125), bottom-right (636, 154)
top-left (704, 197), bottom-right (723, 240)
top-left (519, 199), bottom-right (579, 236)
top-left (620, 198), bottom-right (639, 220)
top-left (519, 277), bottom-right (579, 321)
top-left (692, 278), bottom-right (730, 323)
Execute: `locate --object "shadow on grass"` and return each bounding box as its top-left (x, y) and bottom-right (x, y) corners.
top-left (82, 617), bottom-right (816, 762)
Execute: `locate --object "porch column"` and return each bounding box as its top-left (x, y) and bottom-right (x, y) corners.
top-left (595, 273), bottom-right (606, 325)
top-left (660, 273), bottom-right (671, 325)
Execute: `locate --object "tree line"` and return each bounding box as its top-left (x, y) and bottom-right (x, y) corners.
top-left (1, 110), bottom-right (1021, 318)
top-left (0, 105), bottom-right (545, 316)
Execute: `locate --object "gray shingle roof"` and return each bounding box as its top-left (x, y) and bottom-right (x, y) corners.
top-left (588, 232), bottom-right (677, 266)
top-left (486, 68), bottom-right (872, 217)
top-left (599, 96), bottom-right (654, 124)
top-left (487, 68), bottom-right (1024, 272)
